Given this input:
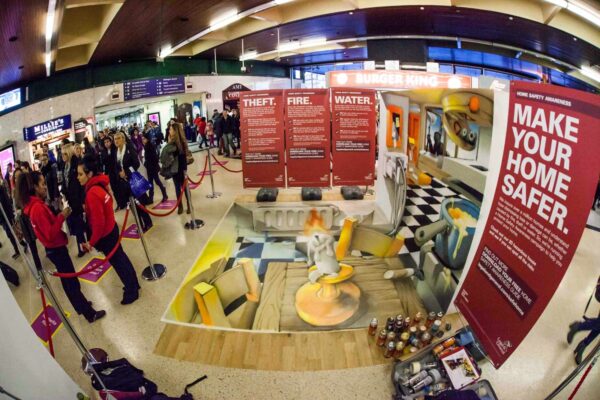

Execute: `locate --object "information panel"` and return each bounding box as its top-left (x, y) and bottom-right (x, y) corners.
top-left (240, 90), bottom-right (285, 188)
top-left (455, 82), bottom-right (600, 368)
top-left (123, 76), bottom-right (185, 101)
top-left (285, 89), bottom-right (330, 187)
top-left (331, 88), bottom-right (376, 186)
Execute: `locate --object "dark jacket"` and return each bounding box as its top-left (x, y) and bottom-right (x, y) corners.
top-left (0, 179), bottom-right (14, 226)
top-left (62, 156), bottom-right (85, 215)
top-left (116, 143), bottom-right (140, 179)
top-left (41, 162), bottom-right (59, 201)
top-left (143, 141), bottom-right (160, 175)
top-left (217, 115), bottom-right (234, 135)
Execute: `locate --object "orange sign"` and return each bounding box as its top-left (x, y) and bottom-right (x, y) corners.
top-left (327, 70), bottom-right (472, 90)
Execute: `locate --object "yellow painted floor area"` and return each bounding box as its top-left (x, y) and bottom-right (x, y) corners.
top-left (2, 154), bottom-right (599, 399)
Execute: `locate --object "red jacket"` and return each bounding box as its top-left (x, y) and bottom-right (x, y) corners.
top-left (84, 174), bottom-right (115, 247)
top-left (23, 196), bottom-right (68, 249)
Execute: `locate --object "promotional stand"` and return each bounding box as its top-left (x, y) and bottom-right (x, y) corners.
top-left (0, 203), bottom-right (107, 392)
top-left (204, 147), bottom-right (221, 199)
top-left (183, 182), bottom-right (204, 230)
top-left (128, 197), bottom-right (166, 281)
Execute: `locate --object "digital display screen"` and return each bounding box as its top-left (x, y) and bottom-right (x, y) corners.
top-left (0, 146), bottom-right (15, 176)
top-left (123, 76), bottom-right (185, 101)
top-left (0, 88), bottom-right (21, 113)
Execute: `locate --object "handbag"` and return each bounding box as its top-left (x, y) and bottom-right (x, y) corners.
top-left (129, 170), bottom-right (152, 199)
top-left (185, 147), bottom-right (194, 165)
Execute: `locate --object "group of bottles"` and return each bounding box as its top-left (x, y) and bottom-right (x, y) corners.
top-left (368, 311), bottom-right (451, 359)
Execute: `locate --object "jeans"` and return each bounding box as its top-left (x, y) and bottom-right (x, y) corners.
top-left (578, 315), bottom-right (600, 346)
top-left (46, 246), bottom-right (95, 318)
top-left (94, 224), bottom-right (140, 295)
top-left (223, 133), bottom-right (236, 156)
top-left (147, 170), bottom-right (167, 201)
top-left (198, 135), bottom-right (209, 148)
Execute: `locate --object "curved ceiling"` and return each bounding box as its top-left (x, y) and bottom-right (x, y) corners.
top-left (0, 0), bottom-right (599, 93)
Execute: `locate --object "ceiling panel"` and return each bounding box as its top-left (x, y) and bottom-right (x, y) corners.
top-left (0, 0), bottom-right (48, 92)
top-left (89, 0), bottom-right (270, 65)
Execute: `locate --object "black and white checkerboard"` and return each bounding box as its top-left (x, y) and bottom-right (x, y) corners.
top-left (397, 178), bottom-right (465, 267)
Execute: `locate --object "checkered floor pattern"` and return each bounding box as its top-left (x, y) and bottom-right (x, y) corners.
top-left (397, 177), bottom-right (464, 267)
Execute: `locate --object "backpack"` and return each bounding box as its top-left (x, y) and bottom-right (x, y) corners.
top-left (159, 143), bottom-right (178, 180)
top-left (0, 261), bottom-right (19, 286)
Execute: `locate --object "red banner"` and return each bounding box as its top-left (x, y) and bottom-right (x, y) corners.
top-left (240, 90), bottom-right (285, 188)
top-left (331, 88), bottom-right (376, 186)
top-left (285, 89), bottom-right (331, 187)
top-left (455, 82), bottom-right (600, 368)
top-left (327, 70), bottom-right (472, 90)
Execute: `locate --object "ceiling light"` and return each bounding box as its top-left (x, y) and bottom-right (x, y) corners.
top-left (402, 64), bottom-right (427, 70)
top-left (278, 41), bottom-right (301, 52)
top-left (159, 46), bottom-right (174, 58)
top-left (349, 11), bottom-right (354, 15)
top-left (240, 51), bottom-right (258, 61)
top-left (45, 53), bottom-right (51, 69)
top-left (567, 1), bottom-right (600, 27)
top-left (45, 0), bottom-right (57, 41)
top-left (209, 10), bottom-right (241, 31)
top-left (581, 66), bottom-right (600, 83)
top-left (274, 0), bottom-right (294, 4)
top-left (300, 37), bottom-right (327, 47)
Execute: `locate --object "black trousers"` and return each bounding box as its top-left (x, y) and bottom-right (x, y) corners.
top-left (94, 224), bottom-right (140, 295)
top-left (147, 170), bottom-right (167, 201)
top-left (173, 172), bottom-right (190, 209)
top-left (46, 246), bottom-right (95, 318)
top-left (1, 220), bottom-right (19, 254)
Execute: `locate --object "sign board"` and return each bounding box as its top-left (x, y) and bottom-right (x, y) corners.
top-left (327, 70), bottom-right (472, 90)
top-left (123, 76), bottom-right (185, 101)
top-left (331, 88), bottom-right (377, 186)
top-left (455, 81), bottom-right (600, 368)
top-left (223, 83), bottom-right (251, 101)
top-left (23, 115), bottom-right (72, 142)
top-left (284, 89), bottom-right (331, 187)
top-left (240, 90), bottom-right (286, 188)
top-left (0, 88), bottom-right (21, 113)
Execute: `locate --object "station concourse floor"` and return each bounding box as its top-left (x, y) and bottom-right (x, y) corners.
top-left (3, 154), bottom-right (599, 400)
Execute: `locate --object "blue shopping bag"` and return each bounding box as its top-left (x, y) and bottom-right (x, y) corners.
top-left (129, 170), bottom-right (152, 199)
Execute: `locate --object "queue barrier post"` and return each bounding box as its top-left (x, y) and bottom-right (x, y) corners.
top-left (128, 197), bottom-right (167, 281)
top-left (0, 201), bottom-right (108, 391)
top-left (205, 147), bottom-right (221, 199)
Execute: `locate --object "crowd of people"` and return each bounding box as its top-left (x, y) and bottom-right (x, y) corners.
top-left (0, 116), bottom-right (209, 324)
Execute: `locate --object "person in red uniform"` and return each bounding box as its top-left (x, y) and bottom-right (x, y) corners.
top-left (17, 171), bottom-right (106, 322)
top-left (77, 155), bottom-right (140, 305)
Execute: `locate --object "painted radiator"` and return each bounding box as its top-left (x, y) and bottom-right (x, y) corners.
top-left (252, 205), bottom-right (338, 232)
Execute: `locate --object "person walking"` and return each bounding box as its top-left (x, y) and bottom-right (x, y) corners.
top-left (194, 115), bottom-right (208, 148)
top-left (77, 155), bottom-right (141, 305)
top-left (213, 111), bottom-right (224, 155)
top-left (130, 128), bottom-right (144, 157)
top-left (100, 136), bottom-right (127, 211)
top-left (61, 144), bottom-right (87, 258)
top-left (18, 171), bottom-right (106, 322)
top-left (205, 120), bottom-right (215, 147)
top-left (218, 110), bottom-right (236, 157)
top-left (567, 276), bottom-right (600, 364)
top-left (114, 132), bottom-right (153, 232)
top-left (142, 133), bottom-right (167, 204)
top-left (231, 108), bottom-right (241, 150)
top-left (169, 123), bottom-right (191, 215)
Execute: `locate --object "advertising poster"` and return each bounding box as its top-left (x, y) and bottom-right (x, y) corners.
top-left (285, 89), bottom-right (331, 187)
top-left (240, 90), bottom-right (285, 188)
top-left (455, 82), bottom-right (600, 368)
top-left (331, 88), bottom-right (377, 186)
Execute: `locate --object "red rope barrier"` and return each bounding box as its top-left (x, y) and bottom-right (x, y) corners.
top-left (40, 289), bottom-right (55, 358)
top-left (135, 178), bottom-right (188, 217)
top-left (568, 357), bottom-right (597, 399)
top-left (51, 208), bottom-right (130, 278)
top-left (187, 155), bottom-right (209, 185)
top-left (210, 153), bottom-right (242, 173)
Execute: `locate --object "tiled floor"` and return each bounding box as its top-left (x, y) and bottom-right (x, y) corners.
top-left (1, 155), bottom-right (599, 399)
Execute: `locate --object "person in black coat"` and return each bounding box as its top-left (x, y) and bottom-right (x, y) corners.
top-left (0, 168), bottom-right (19, 259)
top-left (39, 153), bottom-right (60, 212)
top-left (114, 132), bottom-right (153, 232)
top-left (100, 136), bottom-right (127, 210)
top-left (142, 133), bottom-right (167, 203)
top-left (60, 144), bottom-right (87, 257)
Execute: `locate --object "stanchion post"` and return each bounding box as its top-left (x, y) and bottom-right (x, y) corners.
top-left (205, 146), bottom-right (221, 199)
top-left (184, 179), bottom-right (204, 230)
top-left (128, 197), bottom-right (166, 281)
top-left (0, 201), bottom-right (108, 390)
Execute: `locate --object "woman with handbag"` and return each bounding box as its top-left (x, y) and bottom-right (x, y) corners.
top-left (142, 133), bottom-right (167, 204)
top-left (169, 123), bottom-right (192, 215)
top-left (18, 171), bottom-right (106, 322)
top-left (60, 144), bottom-right (87, 257)
top-left (114, 131), bottom-right (153, 232)
top-left (77, 155), bottom-right (141, 305)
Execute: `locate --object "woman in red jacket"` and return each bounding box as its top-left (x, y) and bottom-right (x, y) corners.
top-left (77, 155), bottom-right (140, 305)
top-left (16, 171), bottom-right (105, 323)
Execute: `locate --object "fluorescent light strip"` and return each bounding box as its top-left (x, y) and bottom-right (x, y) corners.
top-left (543, 0), bottom-right (600, 27)
top-left (168, 0), bottom-right (295, 55)
top-left (544, 0), bottom-right (568, 7)
top-left (45, 0), bottom-right (58, 77)
top-left (209, 10), bottom-right (241, 31)
top-left (239, 51), bottom-right (258, 61)
top-left (581, 66), bottom-right (600, 83)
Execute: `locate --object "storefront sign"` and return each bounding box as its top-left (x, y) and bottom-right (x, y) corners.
top-left (331, 88), bottom-right (377, 186)
top-left (240, 90), bottom-right (285, 188)
top-left (73, 119), bottom-right (88, 134)
top-left (285, 89), bottom-right (331, 187)
top-left (123, 76), bottom-right (185, 101)
top-left (223, 83), bottom-right (251, 101)
top-left (455, 82), bottom-right (600, 368)
top-left (23, 115), bottom-right (72, 142)
top-left (327, 70), bottom-right (472, 90)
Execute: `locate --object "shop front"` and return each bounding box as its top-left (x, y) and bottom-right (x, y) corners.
top-left (23, 114), bottom-right (73, 168)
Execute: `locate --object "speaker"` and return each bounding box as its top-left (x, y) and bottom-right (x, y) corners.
top-left (301, 187), bottom-right (322, 201)
top-left (256, 188), bottom-right (278, 202)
